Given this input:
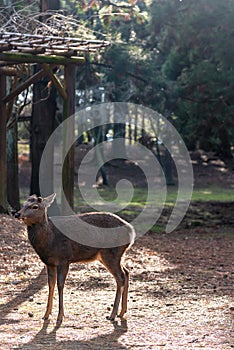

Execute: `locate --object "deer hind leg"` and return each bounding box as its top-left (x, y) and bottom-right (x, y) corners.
top-left (118, 266), bottom-right (129, 318)
top-left (109, 276), bottom-right (124, 320)
top-left (100, 255), bottom-right (128, 321)
top-left (43, 265), bottom-right (57, 320)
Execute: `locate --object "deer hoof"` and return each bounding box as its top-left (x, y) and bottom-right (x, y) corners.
top-left (56, 313), bottom-right (64, 325)
top-left (56, 318), bottom-right (63, 326)
top-left (106, 315), bottom-right (115, 322)
top-left (43, 314), bottom-right (50, 320)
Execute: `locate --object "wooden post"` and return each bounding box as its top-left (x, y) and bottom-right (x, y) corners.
top-left (62, 64), bottom-right (76, 214)
top-left (0, 73), bottom-right (7, 213)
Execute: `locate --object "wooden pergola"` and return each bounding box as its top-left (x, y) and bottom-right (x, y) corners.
top-left (0, 31), bottom-right (110, 213)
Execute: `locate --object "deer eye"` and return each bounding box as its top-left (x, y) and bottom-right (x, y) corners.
top-left (32, 204), bottom-right (39, 210)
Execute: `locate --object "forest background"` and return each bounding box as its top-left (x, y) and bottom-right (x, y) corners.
top-left (1, 0), bottom-right (234, 213)
top-left (0, 2), bottom-right (234, 349)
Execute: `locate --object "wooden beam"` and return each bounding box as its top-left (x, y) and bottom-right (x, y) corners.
top-left (19, 47), bottom-right (46, 55)
top-left (0, 61), bottom-right (19, 67)
top-left (0, 73), bottom-right (7, 213)
top-left (0, 67), bottom-right (19, 76)
top-left (3, 69), bottom-right (46, 103)
top-left (3, 64), bottom-right (66, 104)
top-left (0, 44), bottom-right (12, 52)
top-left (0, 32), bottom-right (110, 45)
top-left (41, 63), bottom-right (67, 100)
top-left (0, 52), bottom-right (85, 65)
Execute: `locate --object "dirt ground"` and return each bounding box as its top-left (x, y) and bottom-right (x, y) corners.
top-left (0, 216), bottom-right (233, 349)
top-left (0, 149), bottom-right (233, 349)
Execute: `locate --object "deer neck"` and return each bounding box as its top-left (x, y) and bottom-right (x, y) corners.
top-left (27, 218), bottom-right (57, 265)
top-left (27, 217), bottom-right (52, 247)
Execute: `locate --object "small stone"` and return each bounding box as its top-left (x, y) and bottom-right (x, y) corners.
top-left (12, 280), bottom-right (19, 285)
top-left (29, 296), bottom-right (34, 302)
top-left (28, 312), bottom-right (34, 318)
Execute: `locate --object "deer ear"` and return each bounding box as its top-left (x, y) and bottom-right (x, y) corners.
top-left (43, 193), bottom-right (56, 208)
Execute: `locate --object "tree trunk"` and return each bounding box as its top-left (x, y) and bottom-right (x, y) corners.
top-left (93, 121), bottom-right (108, 186)
top-left (218, 125), bottom-right (233, 160)
top-left (7, 116), bottom-right (20, 211)
top-left (40, 0), bottom-right (60, 12)
top-left (30, 0), bottom-right (60, 196)
top-left (112, 105), bottom-right (126, 159)
top-left (164, 148), bottom-right (175, 186)
top-left (61, 64), bottom-right (76, 213)
top-left (30, 72), bottom-right (56, 196)
top-left (0, 73), bottom-right (7, 213)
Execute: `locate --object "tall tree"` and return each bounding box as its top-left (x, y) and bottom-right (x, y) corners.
top-left (30, 0), bottom-right (59, 195)
top-left (0, 74), bottom-right (7, 213)
top-left (63, 0), bottom-right (234, 160)
top-left (7, 114), bottom-right (20, 211)
top-left (149, 0), bottom-right (234, 159)
top-left (30, 72), bottom-right (57, 195)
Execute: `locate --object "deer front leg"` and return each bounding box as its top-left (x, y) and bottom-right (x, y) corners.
top-left (56, 264), bottom-right (69, 324)
top-left (43, 265), bottom-right (57, 320)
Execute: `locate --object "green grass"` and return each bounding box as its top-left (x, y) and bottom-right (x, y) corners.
top-left (75, 185), bottom-right (233, 211)
top-left (191, 186), bottom-right (234, 202)
top-left (74, 187), bottom-right (148, 212)
top-left (148, 225), bottom-right (164, 233)
top-left (161, 185), bottom-right (234, 205)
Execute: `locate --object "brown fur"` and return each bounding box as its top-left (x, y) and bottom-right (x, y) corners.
top-left (15, 194), bottom-right (135, 323)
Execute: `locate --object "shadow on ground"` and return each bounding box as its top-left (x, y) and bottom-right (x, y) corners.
top-left (14, 319), bottom-right (128, 350)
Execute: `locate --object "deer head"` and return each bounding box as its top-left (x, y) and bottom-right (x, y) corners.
top-left (15, 194), bottom-right (56, 226)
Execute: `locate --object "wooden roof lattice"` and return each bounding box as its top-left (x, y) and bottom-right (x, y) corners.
top-left (0, 32), bottom-right (110, 65)
top-left (0, 27), bottom-right (110, 213)
top-left (0, 30), bottom-right (110, 101)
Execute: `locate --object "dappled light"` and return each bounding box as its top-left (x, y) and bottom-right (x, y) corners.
top-left (0, 1), bottom-right (234, 349)
top-left (0, 216), bottom-right (233, 348)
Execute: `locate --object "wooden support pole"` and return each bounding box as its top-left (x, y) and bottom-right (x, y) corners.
top-left (0, 73), bottom-right (7, 213)
top-left (41, 63), bottom-right (67, 100)
top-left (61, 64), bottom-right (76, 214)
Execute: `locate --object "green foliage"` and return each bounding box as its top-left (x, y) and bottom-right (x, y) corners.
top-left (62, 0), bottom-right (234, 159)
top-left (148, 0), bottom-right (234, 158)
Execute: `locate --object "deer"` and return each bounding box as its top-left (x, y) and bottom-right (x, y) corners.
top-left (15, 193), bottom-right (135, 324)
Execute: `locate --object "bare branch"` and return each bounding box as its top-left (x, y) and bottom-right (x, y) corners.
top-left (0, 6), bottom-right (105, 41)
